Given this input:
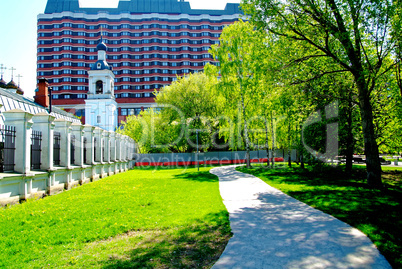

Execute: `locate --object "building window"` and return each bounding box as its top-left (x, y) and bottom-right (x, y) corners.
top-left (96, 80), bottom-right (103, 94)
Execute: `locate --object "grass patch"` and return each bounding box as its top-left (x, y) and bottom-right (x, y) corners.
top-left (0, 167), bottom-right (231, 268)
top-left (237, 163), bottom-right (402, 268)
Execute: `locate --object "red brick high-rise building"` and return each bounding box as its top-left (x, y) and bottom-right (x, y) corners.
top-left (36, 0), bottom-right (241, 125)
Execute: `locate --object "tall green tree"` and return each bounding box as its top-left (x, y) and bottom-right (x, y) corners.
top-left (210, 20), bottom-right (269, 168)
top-left (243, 0), bottom-right (400, 187)
top-left (155, 72), bottom-right (223, 152)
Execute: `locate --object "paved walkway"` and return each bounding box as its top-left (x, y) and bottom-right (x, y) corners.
top-left (210, 165), bottom-right (391, 269)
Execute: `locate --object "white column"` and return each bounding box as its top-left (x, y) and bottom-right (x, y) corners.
top-left (94, 127), bottom-right (103, 163)
top-left (3, 109), bottom-right (33, 174)
top-left (103, 131), bottom-right (110, 163)
top-left (129, 138), bottom-right (135, 160)
top-left (54, 119), bottom-right (72, 168)
top-left (123, 136), bottom-right (129, 161)
top-left (32, 112), bottom-right (55, 171)
top-left (82, 125), bottom-right (95, 165)
top-left (71, 123), bottom-right (85, 166)
top-left (116, 133), bottom-right (122, 161)
top-left (110, 132), bottom-right (116, 162)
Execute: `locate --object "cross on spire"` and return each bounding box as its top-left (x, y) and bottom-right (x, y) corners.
top-left (16, 74), bottom-right (23, 87)
top-left (9, 67), bottom-right (16, 81)
top-left (100, 25), bottom-right (104, 42)
top-left (0, 64), bottom-right (6, 80)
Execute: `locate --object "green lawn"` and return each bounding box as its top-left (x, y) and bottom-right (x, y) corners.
top-left (0, 167), bottom-right (231, 268)
top-left (238, 163), bottom-right (402, 268)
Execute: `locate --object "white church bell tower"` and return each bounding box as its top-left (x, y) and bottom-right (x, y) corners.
top-left (85, 38), bottom-right (118, 132)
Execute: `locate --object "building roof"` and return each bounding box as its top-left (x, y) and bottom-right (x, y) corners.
top-left (90, 60), bottom-right (112, 71)
top-left (0, 87), bottom-right (81, 123)
top-left (44, 0), bottom-right (241, 15)
top-left (96, 41), bottom-right (107, 51)
top-left (0, 78), bottom-right (6, 88)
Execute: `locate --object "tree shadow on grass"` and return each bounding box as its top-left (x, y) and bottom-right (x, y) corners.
top-left (286, 187), bottom-right (402, 268)
top-left (238, 165), bottom-right (402, 268)
top-left (99, 211), bottom-right (231, 269)
top-left (173, 171), bottom-right (219, 183)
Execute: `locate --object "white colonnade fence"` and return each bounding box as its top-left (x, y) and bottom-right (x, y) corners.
top-left (0, 108), bottom-right (136, 206)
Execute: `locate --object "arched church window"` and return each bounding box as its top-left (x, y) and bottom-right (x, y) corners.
top-left (96, 80), bottom-right (103, 94)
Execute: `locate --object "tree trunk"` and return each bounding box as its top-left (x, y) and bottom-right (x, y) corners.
top-left (241, 94), bottom-right (251, 168)
top-left (357, 82), bottom-right (383, 188)
top-left (300, 123), bottom-right (305, 169)
top-left (271, 111), bottom-right (275, 168)
top-left (288, 119), bottom-right (291, 167)
top-left (345, 99), bottom-right (354, 175)
top-left (264, 115), bottom-right (270, 167)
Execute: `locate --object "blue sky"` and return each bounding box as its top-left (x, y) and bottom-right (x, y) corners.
top-left (0, 0), bottom-right (240, 98)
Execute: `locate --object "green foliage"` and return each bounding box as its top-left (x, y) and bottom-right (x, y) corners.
top-left (0, 168), bottom-right (230, 268)
top-left (120, 72), bottom-right (226, 153)
top-left (209, 20), bottom-right (271, 157)
top-left (242, 0), bottom-right (402, 186)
